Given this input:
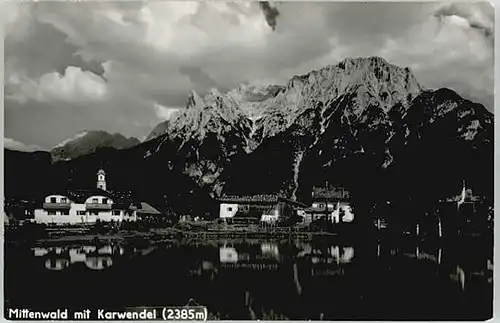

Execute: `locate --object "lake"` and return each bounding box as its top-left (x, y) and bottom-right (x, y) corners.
top-left (4, 236), bottom-right (493, 320)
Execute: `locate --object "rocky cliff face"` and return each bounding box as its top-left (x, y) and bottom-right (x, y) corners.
top-left (144, 57), bottom-right (428, 193)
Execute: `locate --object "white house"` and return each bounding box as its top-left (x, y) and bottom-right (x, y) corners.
top-left (33, 169), bottom-right (138, 225)
top-left (219, 202), bottom-right (239, 219)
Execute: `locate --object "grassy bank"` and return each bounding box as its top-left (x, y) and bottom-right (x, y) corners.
top-left (5, 221), bottom-right (350, 246)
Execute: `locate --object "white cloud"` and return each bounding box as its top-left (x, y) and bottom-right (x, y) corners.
top-left (8, 66), bottom-right (107, 103)
top-left (1, 2), bottom-right (32, 40)
top-left (3, 1), bottom-right (494, 149)
top-left (376, 8), bottom-right (493, 104)
top-left (4, 137), bottom-right (43, 152)
top-left (154, 103), bottom-right (181, 121)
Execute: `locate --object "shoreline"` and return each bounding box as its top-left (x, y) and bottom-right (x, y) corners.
top-left (4, 224), bottom-right (492, 247)
top-left (5, 227), bottom-right (343, 247)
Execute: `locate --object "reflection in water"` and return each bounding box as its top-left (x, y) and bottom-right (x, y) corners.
top-left (219, 247), bottom-right (238, 263)
top-left (295, 243), bottom-right (354, 265)
top-left (418, 251), bottom-right (437, 262)
top-left (45, 258), bottom-right (69, 271)
top-left (293, 263), bottom-right (302, 295)
top-left (13, 238), bottom-right (493, 320)
top-left (328, 246), bottom-right (354, 264)
top-left (219, 243), bottom-right (281, 264)
top-left (261, 243), bottom-right (280, 260)
top-left (33, 244), bottom-right (136, 271)
top-left (399, 245), bottom-right (442, 264)
top-left (450, 265), bottom-right (466, 291)
top-left (202, 261), bottom-right (214, 271)
top-left (86, 256), bottom-right (113, 270)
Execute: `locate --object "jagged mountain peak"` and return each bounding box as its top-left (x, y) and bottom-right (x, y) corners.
top-left (186, 90), bottom-right (205, 110)
top-left (286, 56), bottom-right (422, 99)
top-left (146, 57), bottom-right (425, 150)
top-left (53, 130), bottom-right (90, 149)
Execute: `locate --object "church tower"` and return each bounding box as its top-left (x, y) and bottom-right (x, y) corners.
top-left (97, 169), bottom-right (107, 191)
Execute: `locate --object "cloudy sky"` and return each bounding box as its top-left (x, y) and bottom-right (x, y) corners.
top-left (3, 1), bottom-right (494, 151)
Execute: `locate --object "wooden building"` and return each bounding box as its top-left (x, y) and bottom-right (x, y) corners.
top-left (302, 186), bottom-right (354, 224)
top-left (218, 195), bottom-right (306, 224)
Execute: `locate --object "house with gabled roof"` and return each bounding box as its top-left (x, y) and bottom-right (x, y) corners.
top-left (302, 186), bottom-right (354, 224)
top-left (218, 194), bottom-right (306, 223)
top-left (33, 169), bottom-right (143, 225)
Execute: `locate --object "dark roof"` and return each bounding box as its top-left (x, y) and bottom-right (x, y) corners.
top-left (67, 189), bottom-right (113, 203)
top-left (36, 189), bottom-right (139, 207)
top-left (219, 195), bottom-right (280, 203)
top-left (137, 202), bottom-right (162, 216)
top-left (218, 195), bottom-right (306, 207)
top-left (312, 187), bottom-right (350, 201)
top-left (106, 190), bottom-right (140, 205)
top-left (304, 206), bottom-right (336, 213)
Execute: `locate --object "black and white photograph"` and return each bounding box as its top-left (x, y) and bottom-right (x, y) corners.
top-left (2, 1), bottom-right (494, 321)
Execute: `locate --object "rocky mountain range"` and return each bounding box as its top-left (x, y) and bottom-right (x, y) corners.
top-left (4, 56), bottom-right (493, 219)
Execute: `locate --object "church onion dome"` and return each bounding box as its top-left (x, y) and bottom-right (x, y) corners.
top-left (97, 169), bottom-right (106, 175)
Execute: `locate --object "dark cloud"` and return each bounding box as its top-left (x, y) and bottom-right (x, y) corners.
top-left (258, 1), bottom-right (279, 31)
top-left (4, 94), bottom-right (156, 149)
top-left (5, 19), bottom-right (105, 79)
top-left (179, 66), bottom-right (222, 91)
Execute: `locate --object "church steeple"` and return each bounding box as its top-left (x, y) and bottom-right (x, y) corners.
top-left (97, 169), bottom-right (106, 191)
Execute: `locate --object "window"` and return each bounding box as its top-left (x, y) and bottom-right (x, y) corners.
top-left (50, 197), bottom-right (57, 203)
top-left (113, 210), bottom-right (121, 216)
top-left (103, 198), bottom-right (108, 204)
top-left (61, 210), bottom-right (69, 216)
top-left (227, 207), bottom-right (233, 212)
top-left (77, 211), bottom-right (86, 216)
top-left (61, 197), bottom-right (67, 203)
top-left (48, 211), bottom-right (56, 215)
top-left (90, 211), bottom-right (99, 216)
top-left (92, 198), bottom-right (98, 204)
top-left (319, 203), bottom-right (325, 208)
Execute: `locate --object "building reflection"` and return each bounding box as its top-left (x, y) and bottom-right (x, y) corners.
top-left (219, 242), bottom-right (281, 265)
top-left (296, 243), bottom-right (355, 265)
top-left (261, 243), bottom-right (280, 260)
top-left (85, 256), bottom-right (113, 270)
top-left (33, 243), bottom-right (128, 271)
top-left (213, 242), bottom-right (355, 275)
top-left (45, 258), bottom-right (69, 271)
top-left (219, 246), bottom-right (238, 263)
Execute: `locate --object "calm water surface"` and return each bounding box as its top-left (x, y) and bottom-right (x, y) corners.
top-left (4, 237), bottom-right (493, 320)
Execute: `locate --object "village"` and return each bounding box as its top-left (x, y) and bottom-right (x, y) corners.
top-left (4, 168), bottom-right (357, 232)
top-left (3, 167), bottom-right (490, 243)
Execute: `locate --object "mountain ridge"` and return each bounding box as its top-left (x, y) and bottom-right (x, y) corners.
top-left (50, 130), bottom-right (141, 161)
top-left (146, 56), bottom-right (423, 147)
